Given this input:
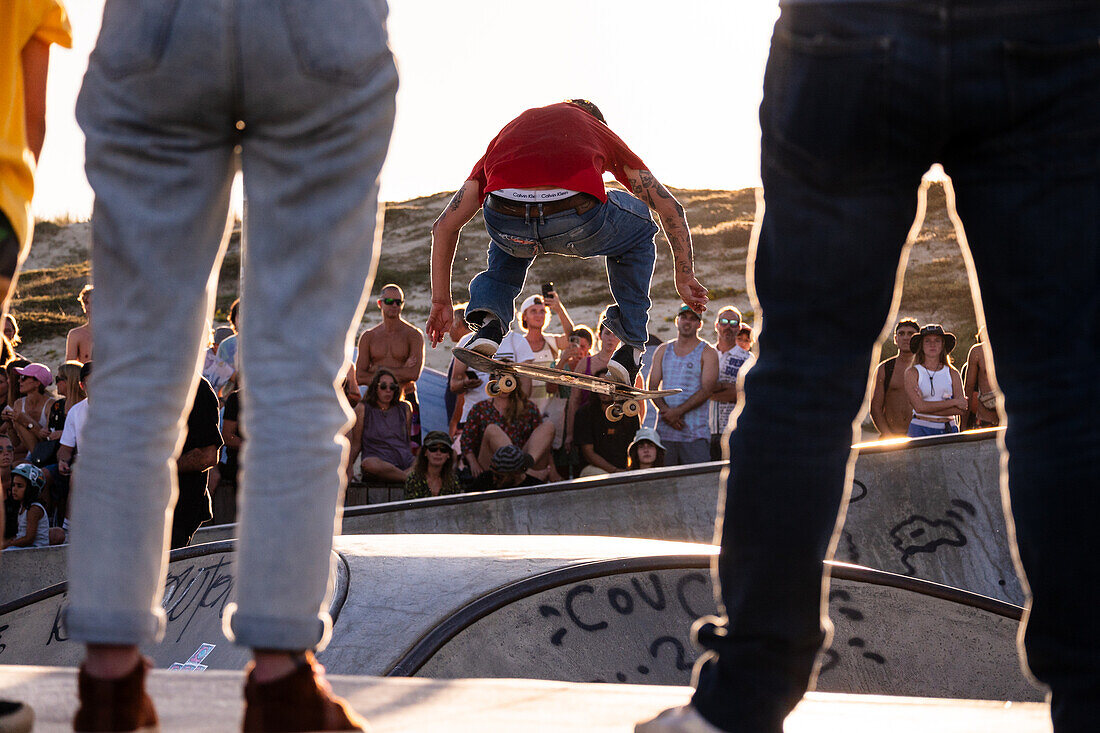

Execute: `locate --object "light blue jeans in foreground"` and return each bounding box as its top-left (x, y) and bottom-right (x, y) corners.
top-left (66, 0), bottom-right (397, 651)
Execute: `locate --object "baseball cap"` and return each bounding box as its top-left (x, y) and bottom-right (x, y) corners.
top-left (677, 304), bottom-right (701, 319)
top-left (423, 431), bottom-right (452, 450)
top-left (519, 294), bottom-right (545, 313)
top-left (14, 363), bottom-right (53, 387)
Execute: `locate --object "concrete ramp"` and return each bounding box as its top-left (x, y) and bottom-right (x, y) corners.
top-left (0, 541), bottom-right (348, 673)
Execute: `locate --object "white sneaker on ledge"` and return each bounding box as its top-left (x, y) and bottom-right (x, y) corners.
top-left (635, 705), bottom-right (726, 733)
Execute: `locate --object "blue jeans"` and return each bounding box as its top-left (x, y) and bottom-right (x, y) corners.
top-left (693, 3), bottom-right (1100, 732)
top-left (65, 0), bottom-right (397, 651)
top-left (467, 189), bottom-right (658, 349)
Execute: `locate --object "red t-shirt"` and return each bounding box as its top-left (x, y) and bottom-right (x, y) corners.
top-left (469, 103), bottom-right (648, 203)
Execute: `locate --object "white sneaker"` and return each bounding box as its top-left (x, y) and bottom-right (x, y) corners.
top-left (635, 705), bottom-right (725, 733)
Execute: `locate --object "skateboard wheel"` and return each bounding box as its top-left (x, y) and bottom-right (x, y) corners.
top-left (621, 399), bottom-right (640, 418)
top-left (486, 380), bottom-right (501, 397)
top-left (605, 404), bottom-right (623, 422)
top-left (499, 374), bottom-right (518, 393)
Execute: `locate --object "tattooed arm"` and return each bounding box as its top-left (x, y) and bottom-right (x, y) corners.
top-left (428, 180), bottom-right (483, 346)
top-left (622, 166), bottom-right (709, 313)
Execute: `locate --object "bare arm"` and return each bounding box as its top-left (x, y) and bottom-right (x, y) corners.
top-left (905, 367), bottom-right (967, 416)
top-left (647, 344), bottom-right (669, 411)
top-left (428, 181), bottom-right (483, 346)
top-left (869, 366), bottom-right (889, 434)
top-left (178, 445), bottom-right (219, 473)
top-left (65, 328), bottom-right (80, 362)
top-left (22, 38), bottom-right (50, 162)
top-left (542, 292), bottom-right (574, 340)
top-left (347, 404), bottom-right (365, 469)
top-left (222, 419), bottom-right (242, 449)
top-left (964, 346), bottom-right (980, 397)
top-left (622, 166), bottom-right (708, 313)
top-left (354, 331), bottom-right (373, 387)
top-left (580, 444), bottom-right (619, 474)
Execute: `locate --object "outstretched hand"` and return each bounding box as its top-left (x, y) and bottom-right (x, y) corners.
top-left (675, 272), bottom-right (710, 313)
top-left (426, 301), bottom-right (454, 348)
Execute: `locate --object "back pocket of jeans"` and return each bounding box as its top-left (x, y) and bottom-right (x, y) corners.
top-left (762, 29), bottom-right (893, 185)
top-left (281, 0), bottom-right (391, 85)
top-left (1004, 36), bottom-right (1100, 175)
top-left (92, 0), bottom-right (181, 79)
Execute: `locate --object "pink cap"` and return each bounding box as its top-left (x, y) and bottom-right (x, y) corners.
top-left (14, 363), bottom-right (53, 387)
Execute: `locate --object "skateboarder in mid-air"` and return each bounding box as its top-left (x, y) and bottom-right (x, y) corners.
top-left (426, 99), bottom-right (709, 385)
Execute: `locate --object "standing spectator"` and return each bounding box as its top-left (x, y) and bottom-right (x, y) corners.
top-left (445, 303), bottom-right (472, 430)
top-left (648, 305), bottom-right (718, 465)
top-left (9, 362), bottom-right (56, 457)
top-left (1, 464), bottom-right (48, 549)
top-left (217, 298), bottom-right (240, 370)
top-left (735, 324), bottom-right (754, 353)
top-left (2, 315), bottom-right (22, 358)
top-left (65, 285), bottom-right (93, 363)
top-left (627, 428), bottom-right (666, 471)
top-left (495, 291), bottom-right (575, 412)
top-left (964, 327), bottom-right (1000, 429)
top-left (350, 369), bottom-right (414, 483)
top-left (575, 369), bottom-right (640, 476)
top-left (460, 384), bottom-right (554, 480)
top-left (640, 6), bottom-right (1100, 729)
top-left (202, 322), bottom-right (237, 397)
top-left (355, 284), bottom-right (425, 447)
top-left (426, 100), bottom-right (710, 389)
top-left (220, 388), bottom-right (243, 491)
top-left (709, 307), bottom-right (753, 460)
top-left (56, 361), bottom-right (89, 483)
top-left (41, 361), bottom-right (82, 529)
top-left (403, 431), bottom-right (462, 499)
top-left (870, 318), bottom-right (920, 438)
top-left (905, 325), bottom-right (966, 438)
top-left (170, 376), bottom-right (223, 549)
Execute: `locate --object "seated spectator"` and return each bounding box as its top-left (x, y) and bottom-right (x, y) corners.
top-left (466, 445), bottom-right (541, 492)
top-left (565, 311), bottom-right (621, 449)
top-left (39, 362), bottom-right (83, 534)
top-left (460, 382), bottom-right (554, 481)
top-left (964, 326), bottom-right (1000, 429)
top-left (0, 368), bottom-right (14, 450)
top-left (403, 430), bottom-right (462, 499)
top-left (449, 305), bottom-right (491, 437)
top-left (575, 368), bottom-right (641, 477)
top-left (171, 376), bottom-right (223, 549)
top-left (8, 362), bottom-right (56, 458)
top-left (627, 428), bottom-right (666, 471)
top-left (350, 368), bottom-right (414, 482)
top-left (445, 303), bottom-right (472, 431)
top-left (2, 359), bottom-right (29, 457)
top-left (1, 463), bottom-right (49, 549)
top-left (904, 324), bottom-right (967, 438)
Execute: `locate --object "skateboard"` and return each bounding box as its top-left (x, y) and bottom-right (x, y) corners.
top-left (453, 347), bottom-right (681, 422)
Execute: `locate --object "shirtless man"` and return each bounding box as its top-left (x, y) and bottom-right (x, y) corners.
top-left (964, 327), bottom-right (999, 428)
top-left (869, 318), bottom-right (919, 438)
top-left (65, 284), bottom-right (92, 362)
top-left (355, 284), bottom-right (425, 427)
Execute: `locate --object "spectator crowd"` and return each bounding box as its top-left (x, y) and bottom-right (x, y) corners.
top-left (1, 282), bottom-right (1000, 552)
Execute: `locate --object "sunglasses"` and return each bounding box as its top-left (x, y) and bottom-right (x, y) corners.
top-left (425, 444), bottom-right (451, 454)
top-left (380, 297), bottom-right (403, 305)
top-left (718, 318), bottom-right (739, 325)
top-left (377, 383), bottom-right (398, 392)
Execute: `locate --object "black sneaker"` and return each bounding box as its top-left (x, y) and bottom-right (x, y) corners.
top-left (0, 699), bottom-right (34, 733)
top-left (607, 344), bottom-right (641, 384)
top-left (468, 318), bottom-right (505, 356)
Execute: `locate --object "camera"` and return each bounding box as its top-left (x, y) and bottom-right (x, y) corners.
top-left (541, 281), bottom-right (554, 297)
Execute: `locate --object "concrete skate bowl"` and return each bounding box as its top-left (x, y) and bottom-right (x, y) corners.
top-left (392, 555), bottom-right (1041, 702)
top-left (0, 541), bottom-right (349, 672)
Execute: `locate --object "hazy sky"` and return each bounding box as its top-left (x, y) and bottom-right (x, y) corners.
top-left (33, 1), bottom-right (779, 220)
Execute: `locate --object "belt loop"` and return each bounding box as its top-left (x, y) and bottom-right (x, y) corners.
top-left (524, 203), bottom-right (531, 225)
top-left (537, 202), bottom-right (545, 225)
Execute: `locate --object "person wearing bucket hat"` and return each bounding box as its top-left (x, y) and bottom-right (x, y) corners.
top-left (904, 324), bottom-right (967, 438)
top-left (403, 431), bottom-right (462, 500)
top-left (427, 100), bottom-right (709, 389)
top-left (627, 427), bottom-right (666, 471)
top-left (9, 362), bottom-right (57, 457)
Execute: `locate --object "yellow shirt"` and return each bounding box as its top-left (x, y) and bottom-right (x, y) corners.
top-left (0, 0), bottom-right (72, 250)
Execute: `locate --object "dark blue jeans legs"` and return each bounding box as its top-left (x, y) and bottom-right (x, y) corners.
top-left (692, 3), bottom-right (1100, 732)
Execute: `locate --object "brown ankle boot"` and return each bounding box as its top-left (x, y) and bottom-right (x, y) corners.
top-left (73, 657), bottom-right (159, 732)
top-left (242, 652), bottom-right (367, 732)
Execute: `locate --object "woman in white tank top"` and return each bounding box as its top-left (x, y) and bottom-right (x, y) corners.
top-left (903, 324), bottom-right (967, 438)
